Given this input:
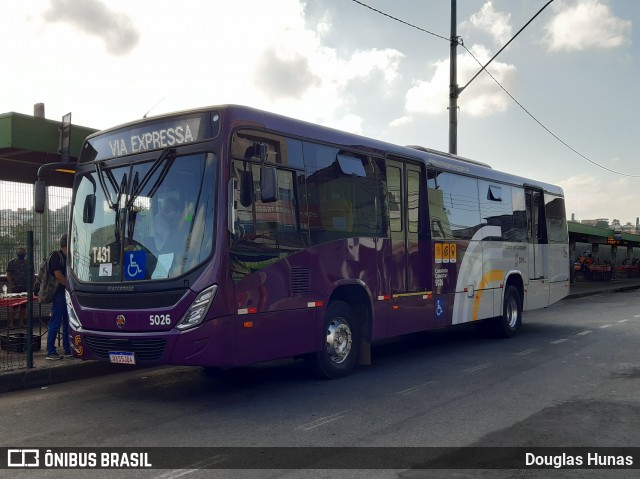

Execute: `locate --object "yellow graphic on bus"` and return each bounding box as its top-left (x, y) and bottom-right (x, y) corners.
top-left (435, 242), bottom-right (457, 264)
top-left (449, 243), bottom-right (457, 263)
top-left (442, 244), bottom-right (450, 263)
top-left (435, 243), bottom-right (443, 263)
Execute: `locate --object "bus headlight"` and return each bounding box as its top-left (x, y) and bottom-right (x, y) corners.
top-left (176, 285), bottom-right (217, 331)
top-left (65, 289), bottom-right (82, 329)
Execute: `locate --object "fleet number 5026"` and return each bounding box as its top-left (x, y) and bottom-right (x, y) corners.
top-left (150, 314), bottom-right (171, 326)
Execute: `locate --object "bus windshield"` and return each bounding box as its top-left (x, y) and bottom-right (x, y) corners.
top-left (69, 152), bottom-right (217, 283)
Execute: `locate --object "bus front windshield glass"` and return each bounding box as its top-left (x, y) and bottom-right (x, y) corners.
top-left (70, 152), bottom-right (217, 283)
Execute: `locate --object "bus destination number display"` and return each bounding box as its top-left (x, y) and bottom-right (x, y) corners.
top-left (93, 246), bottom-right (114, 277)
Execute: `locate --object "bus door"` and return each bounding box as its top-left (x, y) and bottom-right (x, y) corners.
top-left (386, 159), bottom-right (433, 336)
top-left (525, 187), bottom-right (549, 309)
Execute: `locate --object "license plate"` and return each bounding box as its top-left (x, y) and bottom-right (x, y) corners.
top-left (109, 351), bottom-right (136, 365)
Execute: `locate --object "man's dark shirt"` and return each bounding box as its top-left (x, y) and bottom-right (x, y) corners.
top-left (48, 250), bottom-right (67, 296)
top-left (6, 258), bottom-right (28, 293)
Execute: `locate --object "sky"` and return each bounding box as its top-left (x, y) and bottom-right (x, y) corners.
top-left (1, 0), bottom-right (639, 224)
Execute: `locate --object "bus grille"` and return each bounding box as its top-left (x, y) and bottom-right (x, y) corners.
top-left (84, 337), bottom-right (167, 361)
top-left (291, 268), bottom-right (310, 294)
top-left (75, 290), bottom-right (187, 309)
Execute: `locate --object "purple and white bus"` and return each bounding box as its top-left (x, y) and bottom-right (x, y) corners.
top-left (35, 105), bottom-right (569, 378)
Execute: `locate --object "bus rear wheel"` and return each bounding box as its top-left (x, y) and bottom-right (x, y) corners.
top-left (493, 285), bottom-right (522, 338)
top-left (307, 300), bottom-right (360, 379)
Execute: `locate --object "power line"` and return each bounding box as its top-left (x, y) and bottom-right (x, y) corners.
top-left (459, 0), bottom-right (555, 93)
top-left (350, 0), bottom-right (640, 178)
top-left (350, 0), bottom-right (449, 42)
top-left (461, 45), bottom-right (640, 178)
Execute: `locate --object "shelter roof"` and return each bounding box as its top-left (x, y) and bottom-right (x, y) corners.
top-left (0, 112), bottom-right (97, 187)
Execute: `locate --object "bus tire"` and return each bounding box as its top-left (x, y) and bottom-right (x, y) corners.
top-left (493, 285), bottom-right (522, 338)
top-left (307, 300), bottom-right (360, 379)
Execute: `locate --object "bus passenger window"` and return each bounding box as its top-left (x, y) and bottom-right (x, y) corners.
top-left (545, 195), bottom-right (568, 244)
top-left (304, 142), bottom-right (384, 245)
top-left (512, 188), bottom-right (528, 242)
top-left (230, 159), bottom-right (306, 282)
top-left (479, 181), bottom-right (515, 241)
top-left (427, 171), bottom-right (481, 240)
top-left (388, 166), bottom-right (402, 233)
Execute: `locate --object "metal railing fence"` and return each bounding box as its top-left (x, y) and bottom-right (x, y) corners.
top-left (1, 180), bottom-right (70, 372)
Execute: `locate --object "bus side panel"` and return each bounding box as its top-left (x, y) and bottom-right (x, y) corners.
top-left (232, 255), bottom-right (320, 365)
top-left (237, 309), bottom-right (317, 365)
top-left (525, 242), bottom-right (550, 310)
top-left (172, 316), bottom-right (238, 368)
top-left (549, 280), bottom-right (569, 305)
top-left (525, 279), bottom-right (550, 311)
top-left (371, 237), bottom-right (390, 341)
top-left (548, 244), bottom-right (570, 305)
top-left (451, 239), bottom-right (514, 325)
top-left (232, 238), bottom-right (381, 360)
top-left (480, 240), bottom-right (528, 321)
top-left (547, 244), bottom-right (569, 283)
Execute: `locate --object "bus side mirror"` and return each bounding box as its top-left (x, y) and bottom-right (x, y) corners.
top-left (83, 194), bottom-right (96, 223)
top-left (260, 166), bottom-right (278, 203)
top-left (34, 180), bottom-right (47, 214)
top-left (240, 170), bottom-right (253, 207)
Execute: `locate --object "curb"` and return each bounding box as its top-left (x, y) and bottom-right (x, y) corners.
top-left (564, 283), bottom-right (640, 300)
top-left (1, 360), bottom-right (147, 394)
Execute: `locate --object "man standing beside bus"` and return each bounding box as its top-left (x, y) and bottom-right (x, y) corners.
top-left (46, 234), bottom-right (71, 360)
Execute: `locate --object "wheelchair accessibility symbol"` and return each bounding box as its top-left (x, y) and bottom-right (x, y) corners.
top-left (125, 251), bottom-right (146, 280)
top-left (435, 297), bottom-right (446, 319)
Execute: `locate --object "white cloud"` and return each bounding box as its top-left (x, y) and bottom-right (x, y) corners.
top-left (43, 0), bottom-right (139, 55)
top-left (390, 116), bottom-right (413, 128)
top-left (255, 49), bottom-right (322, 101)
top-left (150, 0), bottom-right (403, 131)
top-left (404, 44), bottom-right (516, 118)
top-left (325, 114), bottom-right (364, 135)
top-left (461, 1), bottom-right (512, 46)
top-left (0, 0), bottom-right (402, 135)
top-left (558, 174), bottom-right (637, 222)
top-left (401, 1), bottom-right (517, 122)
top-left (544, 0), bottom-right (631, 52)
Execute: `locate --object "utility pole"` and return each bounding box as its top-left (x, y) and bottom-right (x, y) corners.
top-left (448, 0), bottom-right (555, 155)
top-left (448, 0), bottom-right (459, 155)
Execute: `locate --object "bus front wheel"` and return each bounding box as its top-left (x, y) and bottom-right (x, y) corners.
top-left (307, 300), bottom-right (360, 379)
top-left (493, 285), bottom-right (522, 338)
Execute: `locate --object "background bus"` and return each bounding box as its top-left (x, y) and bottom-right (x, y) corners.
top-left (35, 105), bottom-right (569, 378)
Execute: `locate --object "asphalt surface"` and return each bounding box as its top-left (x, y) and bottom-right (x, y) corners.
top-left (2, 278), bottom-right (640, 394)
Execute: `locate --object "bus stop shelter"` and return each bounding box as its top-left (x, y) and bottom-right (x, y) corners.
top-left (0, 111), bottom-right (96, 187)
top-left (1, 110), bottom-right (97, 371)
top-left (568, 221), bottom-right (640, 282)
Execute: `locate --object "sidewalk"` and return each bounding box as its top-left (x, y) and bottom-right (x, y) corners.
top-left (565, 276), bottom-right (640, 299)
top-left (0, 326), bottom-right (148, 393)
top-left (0, 346), bottom-right (145, 393)
top-left (2, 278), bottom-right (640, 394)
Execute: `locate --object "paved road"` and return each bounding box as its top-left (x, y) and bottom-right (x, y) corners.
top-left (4, 277), bottom-right (640, 393)
top-left (1, 290), bottom-right (639, 478)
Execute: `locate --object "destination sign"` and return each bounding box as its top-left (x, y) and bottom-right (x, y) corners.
top-left (80, 112), bottom-right (215, 162)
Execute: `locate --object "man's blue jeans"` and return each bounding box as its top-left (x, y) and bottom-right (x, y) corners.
top-left (47, 291), bottom-right (70, 355)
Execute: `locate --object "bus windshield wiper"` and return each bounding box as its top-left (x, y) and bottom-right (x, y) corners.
top-left (125, 147), bottom-right (175, 210)
top-left (113, 173), bottom-right (128, 247)
top-left (95, 162), bottom-right (120, 210)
